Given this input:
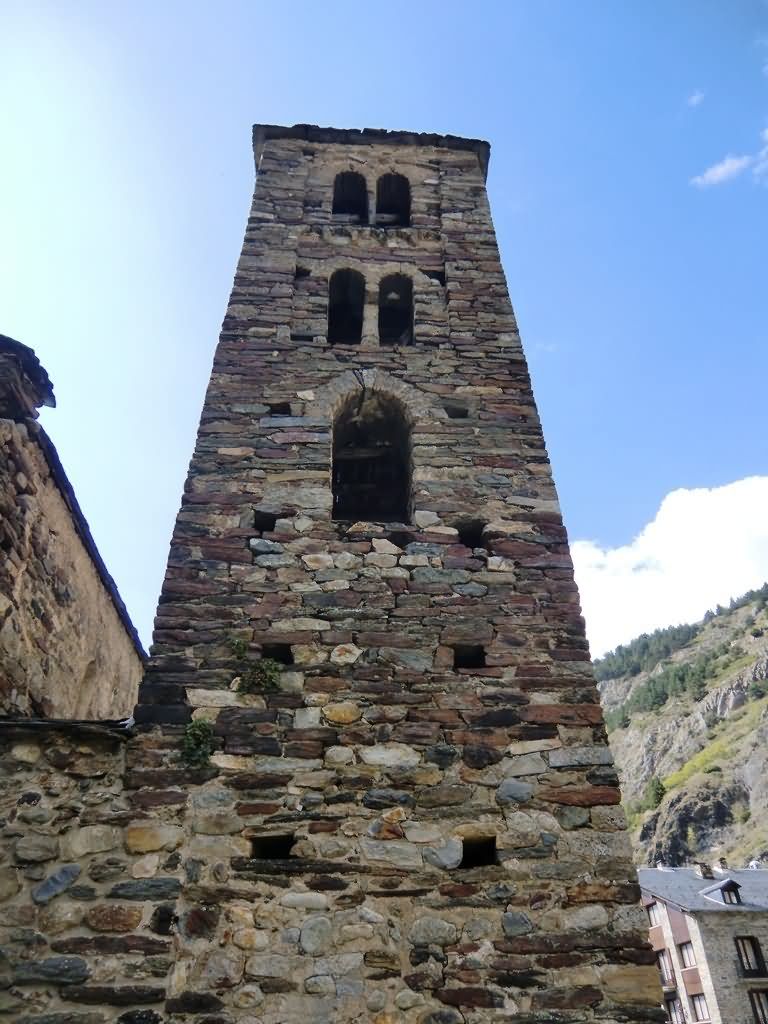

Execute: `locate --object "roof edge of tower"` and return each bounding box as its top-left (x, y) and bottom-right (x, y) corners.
top-left (252, 123), bottom-right (491, 181)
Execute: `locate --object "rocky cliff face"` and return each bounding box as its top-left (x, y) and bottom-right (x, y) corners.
top-left (597, 595), bottom-right (768, 867)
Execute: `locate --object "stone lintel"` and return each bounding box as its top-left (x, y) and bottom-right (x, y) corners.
top-left (0, 718), bottom-right (132, 741)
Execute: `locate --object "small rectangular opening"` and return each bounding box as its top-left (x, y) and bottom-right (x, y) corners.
top-left (423, 269), bottom-right (446, 286)
top-left (443, 403), bottom-right (468, 420)
top-left (453, 644), bottom-right (486, 670)
top-left (261, 643), bottom-right (294, 666)
top-left (251, 834), bottom-right (295, 860)
top-left (253, 510), bottom-right (279, 534)
top-left (387, 530), bottom-right (413, 549)
top-left (266, 401), bottom-right (292, 415)
top-left (454, 519), bottom-right (487, 550)
top-left (459, 836), bottom-right (497, 869)
top-left (294, 266), bottom-right (311, 280)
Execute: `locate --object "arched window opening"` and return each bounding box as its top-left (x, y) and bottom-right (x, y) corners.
top-left (332, 392), bottom-right (411, 523)
top-left (376, 173), bottom-right (411, 227)
top-left (328, 269), bottom-right (365, 345)
top-left (332, 172), bottom-right (369, 223)
top-left (378, 274), bottom-right (413, 346)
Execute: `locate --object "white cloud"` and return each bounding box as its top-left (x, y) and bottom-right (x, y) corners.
top-left (687, 90), bottom-right (705, 107)
top-left (572, 477), bottom-right (768, 657)
top-left (690, 153), bottom-right (753, 187)
top-left (691, 125), bottom-right (768, 188)
top-left (752, 128), bottom-right (768, 183)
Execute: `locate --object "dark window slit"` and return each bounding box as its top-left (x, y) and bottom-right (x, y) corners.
top-left (459, 836), bottom-right (497, 869)
top-left (424, 269), bottom-right (446, 286)
top-left (266, 401), bottom-right (291, 415)
top-left (453, 644), bottom-right (486, 669)
top-left (454, 519), bottom-right (487, 549)
top-left (261, 643), bottom-right (294, 666)
top-left (253, 510), bottom-right (279, 534)
top-left (443, 403), bottom-right (468, 419)
top-left (251, 834), bottom-right (295, 859)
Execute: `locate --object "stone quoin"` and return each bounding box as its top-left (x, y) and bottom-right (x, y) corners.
top-left (0, 124), bottom-right (664, 1023)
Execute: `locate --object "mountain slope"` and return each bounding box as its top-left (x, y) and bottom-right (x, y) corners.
top-left (596, 585), bottom-right (768, 866)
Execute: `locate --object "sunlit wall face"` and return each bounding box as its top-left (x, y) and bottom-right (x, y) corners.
top-left (2, 1), bottom-right (766, 653)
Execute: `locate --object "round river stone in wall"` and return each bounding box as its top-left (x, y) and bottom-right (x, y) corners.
top-left (423, 839), bottom-right (462, 869)
top-left (300, 915), bottom-right (333, 954)
top-left (322, 701), bottom-right (362, 724)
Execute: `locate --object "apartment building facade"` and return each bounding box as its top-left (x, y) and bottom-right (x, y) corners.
top-left (640, 865), bottom-right (768, 1024)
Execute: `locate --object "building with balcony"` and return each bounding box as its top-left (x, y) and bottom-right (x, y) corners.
top-left (640, 864), bottom-right (768, 1024)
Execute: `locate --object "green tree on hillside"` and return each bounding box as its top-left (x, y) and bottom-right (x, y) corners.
top-left (644, 776), bottom-right (666, 810)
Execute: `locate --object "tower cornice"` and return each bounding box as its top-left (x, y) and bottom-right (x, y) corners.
top-left (252, 122), bottom-right (491, 180)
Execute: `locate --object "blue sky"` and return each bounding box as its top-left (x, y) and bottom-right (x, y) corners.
top-left (2, 2), bottom-right (767, 654)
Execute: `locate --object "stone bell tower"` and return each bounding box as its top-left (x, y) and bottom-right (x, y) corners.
top-left (130, 124), bottom-right (662, 1022)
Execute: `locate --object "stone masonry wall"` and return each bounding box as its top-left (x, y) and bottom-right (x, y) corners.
top-left (0, 126), bottom-right (664, 1024)
top-left (692, 911), bottom-right (768, 1024)
top-left (0, 417), bottom-right (144, 718)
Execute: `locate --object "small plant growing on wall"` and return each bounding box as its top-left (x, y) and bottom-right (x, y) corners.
top-left (181, 720), bottom-right (215, 768)
top-left (229, 638), bottom-right (282, 692)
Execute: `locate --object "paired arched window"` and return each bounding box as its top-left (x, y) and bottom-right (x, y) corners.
top-left (327, 271), bottom-right (414, 347)
top-left (332, 392), bottom-right (411, 522)
top-left (376, 173), bottom-right (411, 227)
top-left (328, 269), bottom-right (365, 345)
top-left (378, 274), bottom-right (413, 346)
top-left (330, 172), bottom-right (411, 228)
top-left (332, 172), bottom-right (368, 223)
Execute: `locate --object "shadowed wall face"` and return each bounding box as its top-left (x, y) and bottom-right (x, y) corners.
top-left (0, 338), bottom-right (144, 719)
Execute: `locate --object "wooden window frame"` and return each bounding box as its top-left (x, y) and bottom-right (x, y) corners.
top-left (749, 990), bottom-right (768, 1024)
top-left (657, 949), bottom-right (674, 984)
top-left (737, 937), bottom-right (767, 977)
top-left (665, 997), bottom-right (685, 1024)
top-left (679, 941), bottom-right (696, 968)
top-left (647, 902), bottom-right (662, 926)
top-left (691, 993), bottom-right (710, 1022)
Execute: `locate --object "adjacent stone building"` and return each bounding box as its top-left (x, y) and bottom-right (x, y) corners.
top-left (0, 125), bottom-right (663, 1023)
top-left (641, 864), bottom-right (768, 1024)
top-left (0, 335), bottom-right (144, 718)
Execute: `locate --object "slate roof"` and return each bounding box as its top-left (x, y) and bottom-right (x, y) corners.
top-left (0, 334), bottom-right (55, 409)
top-left (638, 867), bottom-right (768, 913)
